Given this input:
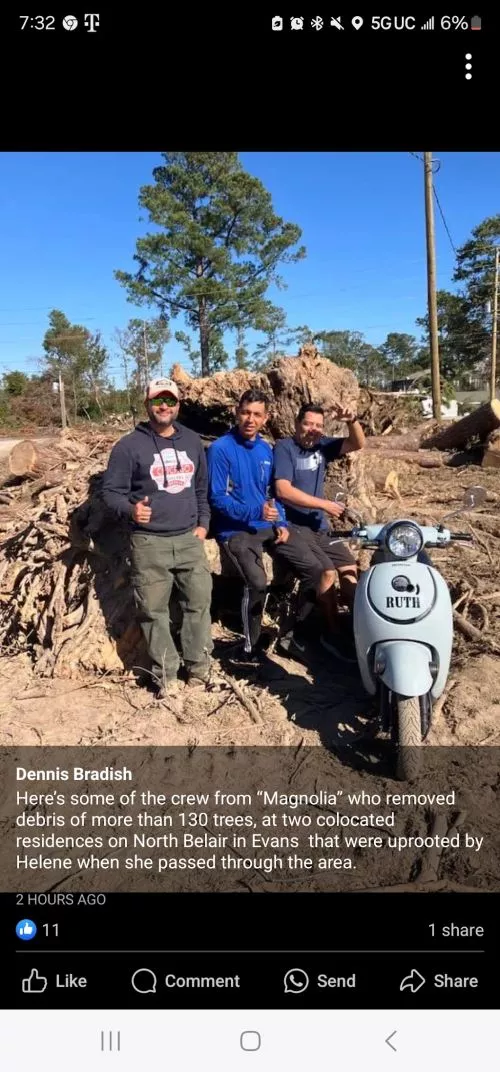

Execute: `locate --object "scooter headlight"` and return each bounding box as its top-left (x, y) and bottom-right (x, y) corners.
top-left (386, 522), bottom-right (423, 558)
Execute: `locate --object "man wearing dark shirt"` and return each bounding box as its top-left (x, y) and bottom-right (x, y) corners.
top-left (102, 377), bottom-right (213, 696)
top-left (273, 401), bottom-right (365, 661)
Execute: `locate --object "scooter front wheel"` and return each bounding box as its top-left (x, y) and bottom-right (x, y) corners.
top-left (395, 696), bottom-right (423, 782)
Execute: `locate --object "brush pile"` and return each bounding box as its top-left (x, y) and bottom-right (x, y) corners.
top-left (0, 366), bottom-right (499, 680)
top-left (0, 429), bottom-right (146, 677)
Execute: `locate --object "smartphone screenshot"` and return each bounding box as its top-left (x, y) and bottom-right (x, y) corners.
top-left (1, 11), bottom-right (498, 1069)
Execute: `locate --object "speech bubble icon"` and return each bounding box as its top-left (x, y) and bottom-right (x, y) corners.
top-left (131, 968), bottom-right (157, 994)
top-left (284, 968), bottom-right (309, 994)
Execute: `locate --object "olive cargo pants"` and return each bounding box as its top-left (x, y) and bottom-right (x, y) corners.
top-left (129, 530), bottom-right (213, 683)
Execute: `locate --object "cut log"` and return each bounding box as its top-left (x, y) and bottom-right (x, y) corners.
top-left (364, 430), bottom-right (438, 452)
top-left (482, 428), bottom-right (500, 469)
top-left (387, 449), bottom-right (456, 468)
top-left (421, 398), bottom-right (500, 451)
top-left (356, 447), bottom-right (456, 469)
top-left (369, 453), bottom-right (441, 490)
top-left (8, 440), bottom-right (63, 479)
top-left (336, 447), bottom-right (468, 504)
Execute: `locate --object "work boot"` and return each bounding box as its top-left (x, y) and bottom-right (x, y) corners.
top-left (156, 679), bottom-right (183, 700)
top-left (185, 660), bottom-right (211, 688)
top-left (186, 673), bottom-right (210, 689)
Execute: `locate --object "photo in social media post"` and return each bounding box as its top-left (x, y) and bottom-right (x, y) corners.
top-left (0, 151), bottom-right (499, 899)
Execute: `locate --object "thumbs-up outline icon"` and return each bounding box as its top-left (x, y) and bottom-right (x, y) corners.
top-left (16, 919), bottom-right (37, 940)
top-left (22, 969), bottom-right (47, 993)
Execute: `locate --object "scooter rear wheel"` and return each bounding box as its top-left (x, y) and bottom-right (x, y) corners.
top-left (396, 696), bottom-right (422, 781)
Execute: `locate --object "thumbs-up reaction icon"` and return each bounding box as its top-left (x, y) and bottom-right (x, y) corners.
top-left (22, 969), bottom-right (47, 993)
top-left (16, 919), bottom-right (37, 940)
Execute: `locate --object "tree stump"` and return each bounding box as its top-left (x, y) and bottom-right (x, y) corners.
top-left (170, 348), bottom-right (359, 439)
top-left (421, 398), bottom-right (500, 451)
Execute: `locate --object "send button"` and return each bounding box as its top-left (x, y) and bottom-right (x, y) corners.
top-left (317, 974), bottom-right (356, 988)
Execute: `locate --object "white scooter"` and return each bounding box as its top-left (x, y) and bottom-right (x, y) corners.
top-left (332, 486), bottom-right (486, 781)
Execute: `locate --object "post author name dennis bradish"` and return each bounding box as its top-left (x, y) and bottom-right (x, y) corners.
top-left (16, 767), bottom-right (133, 782)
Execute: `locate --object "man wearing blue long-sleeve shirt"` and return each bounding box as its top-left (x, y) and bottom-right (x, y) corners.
top-left (207, 389), bottom-right (329, 662)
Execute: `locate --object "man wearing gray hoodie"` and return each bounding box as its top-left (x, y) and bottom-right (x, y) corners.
top-left (102, 378), bottom-right (213, 696)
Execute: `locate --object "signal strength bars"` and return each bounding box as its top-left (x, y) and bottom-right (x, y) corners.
top-left (421, 16), bottom-right (435, 29)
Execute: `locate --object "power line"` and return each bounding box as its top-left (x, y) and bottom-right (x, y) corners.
top-left (409, 151), bottom-right (458, 256)
top-left (433, 186), bottom-right (457, 255)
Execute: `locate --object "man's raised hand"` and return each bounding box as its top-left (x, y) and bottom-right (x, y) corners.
top-left (333, 403), bottom-right (357, 423)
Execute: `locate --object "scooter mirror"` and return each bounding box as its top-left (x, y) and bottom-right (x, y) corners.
top-left (440, 484), bottom-right (487, 528)
top-left (463, 485), bottom-right (486, 509)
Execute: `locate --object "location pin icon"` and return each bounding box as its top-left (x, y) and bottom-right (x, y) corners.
top-left (352, 16), bottom-right (363, 28)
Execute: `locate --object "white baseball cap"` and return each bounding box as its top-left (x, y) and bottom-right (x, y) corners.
top-left (145, 377), bottom-right (180, 402)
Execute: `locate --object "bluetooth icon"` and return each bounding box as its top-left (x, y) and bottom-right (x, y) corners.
top-left (311, 16), bottom-right (323, 30)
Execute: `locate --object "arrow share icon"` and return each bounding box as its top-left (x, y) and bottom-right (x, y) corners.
top-left (400, 968), bottom-right (426, 993)
top-left (385, 1031), bottom-right (397, 1052)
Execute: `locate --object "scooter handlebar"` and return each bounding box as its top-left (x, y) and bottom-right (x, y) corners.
top-left (329, 525), bottom-right (474, 545)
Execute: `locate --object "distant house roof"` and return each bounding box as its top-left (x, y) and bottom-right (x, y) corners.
top-left (405, 369), bottom-right (431, 382)
top-left (391, 368), bottom-right (432, 390)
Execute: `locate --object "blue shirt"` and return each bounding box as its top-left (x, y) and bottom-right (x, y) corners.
top-left (273, 435), bottom-right (343, 532)
top-left (207, 428), bottom-right (287, 541)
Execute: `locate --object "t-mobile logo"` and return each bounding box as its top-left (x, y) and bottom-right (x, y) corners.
top-left (84, 13), bottom-right (100, 31)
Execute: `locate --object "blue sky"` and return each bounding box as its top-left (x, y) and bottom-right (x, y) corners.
top-left (0, 151), bottom-right (498, 385)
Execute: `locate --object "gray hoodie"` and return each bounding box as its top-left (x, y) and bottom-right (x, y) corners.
top-left (101, 421), bottom-right (210, 535)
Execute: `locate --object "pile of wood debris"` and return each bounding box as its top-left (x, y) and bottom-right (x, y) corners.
top-left (0, 352), bottom-right (499, 680)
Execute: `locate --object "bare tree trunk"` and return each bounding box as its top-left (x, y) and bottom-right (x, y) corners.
top-left (198, 297), bottom-right (210, 377)
top-left (121, 353), bottom-right (130, 409)
top-left (90, 377), bottom-right (102, 415)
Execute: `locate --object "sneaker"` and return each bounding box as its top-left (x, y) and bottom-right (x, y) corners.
top-left (230, 647), bottom-right (262, 666)
top-left (225, 638), bottom-right (265, 663)
top-left (276, 631), bottom-right (309, 663)
top-left (320, 631), bottom-right (357, 663)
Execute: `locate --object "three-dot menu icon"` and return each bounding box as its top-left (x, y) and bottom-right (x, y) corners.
top-left (465, 53), bottom-right (472, 79)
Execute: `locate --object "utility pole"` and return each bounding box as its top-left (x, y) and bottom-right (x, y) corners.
top-left (490, 247), bottom-right (499, 400)
top-left (424, 151), bottom-right (441, 420)
top-left (58, 372), bottom-right (67, 429)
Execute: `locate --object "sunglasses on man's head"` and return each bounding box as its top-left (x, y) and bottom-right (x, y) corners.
top-left (150, 395), bottom-right (177, 407)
